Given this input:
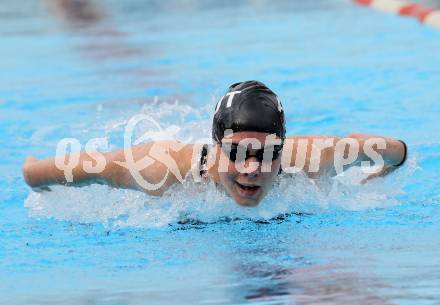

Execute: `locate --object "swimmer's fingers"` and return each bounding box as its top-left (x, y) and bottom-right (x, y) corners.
top-left (361, 166), bottom-right (396, 184)
top-left (32, 186), bottom-right (52, 193)
top-left (23, 157), bottom-right (51, 191)
top-left (23, 156), bottom-right (40, 188)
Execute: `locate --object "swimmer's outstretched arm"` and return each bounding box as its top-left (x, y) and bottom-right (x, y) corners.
top-left (347, 133), bottom-right (406, 166)
top-left (348, 134), bottom-right (406, 183)
top-left (22, 141), bottom-right (194, 196)
top-left (286, 134), bottom-right (406, 179)
top-left (322, 133), bottom-right (407, 178)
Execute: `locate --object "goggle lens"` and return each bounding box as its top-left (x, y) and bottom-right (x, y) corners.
top-left (221, 143), bottom-right (283, 163)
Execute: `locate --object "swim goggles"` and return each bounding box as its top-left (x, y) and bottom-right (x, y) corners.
top-left (221, 142), bottom-right (283, 163)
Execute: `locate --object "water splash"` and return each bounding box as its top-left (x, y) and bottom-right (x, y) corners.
top-left (24, 164), bottom-right (415, 228)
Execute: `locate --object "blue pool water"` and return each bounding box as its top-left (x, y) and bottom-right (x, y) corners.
top-left (2, 0), bottom-right (440, 304)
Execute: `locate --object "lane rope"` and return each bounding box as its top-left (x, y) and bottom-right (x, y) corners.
top-left (353, 0), bottom-right (440, 28)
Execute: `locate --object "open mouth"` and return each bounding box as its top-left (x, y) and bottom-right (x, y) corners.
top-left (235, 181), bottom-right (260, 197)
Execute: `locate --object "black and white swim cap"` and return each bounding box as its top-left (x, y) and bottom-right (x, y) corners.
top-left (212, 80), bottom-right (285, 143)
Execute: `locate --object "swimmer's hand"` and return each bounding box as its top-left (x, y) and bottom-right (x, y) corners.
top-left (360, 165), bottom-right (397, 184)
top-left (22, 154), bottom-right (102, 191)
top-left (22, 156), bottom-right (52, 192)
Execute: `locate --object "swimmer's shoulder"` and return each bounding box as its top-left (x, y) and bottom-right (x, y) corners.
top-left (284, 135), bottom-right (340, 156)
top-left (129, 141), bottom-right (219, 184)
top-left (285, 134), bottom-right (341, 155)
top-left (152, 140), bottom-right (196, 173)
top-left (283, 135), bottom-right (340, 178)
top-left (115, 140), bottom-right (195, 175)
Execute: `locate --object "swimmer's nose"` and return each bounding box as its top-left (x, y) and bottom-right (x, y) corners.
top-left (243, 157), bottom-right (261, 177)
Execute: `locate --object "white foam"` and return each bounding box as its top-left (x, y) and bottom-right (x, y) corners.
top-left (24, 162), bottom-right (415, 228)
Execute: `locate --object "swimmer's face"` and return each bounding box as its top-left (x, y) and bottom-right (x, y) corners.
top-left (215, 131), bottom-right (282, 207)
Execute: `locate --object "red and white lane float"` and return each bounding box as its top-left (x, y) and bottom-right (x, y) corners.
top-left (353, 0), bottom-right (440, 29)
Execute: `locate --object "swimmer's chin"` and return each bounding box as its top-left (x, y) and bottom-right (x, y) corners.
top-left (237, 201), bottom-right (260, 207)
top-left (233, 196), bottom-right (261, 207)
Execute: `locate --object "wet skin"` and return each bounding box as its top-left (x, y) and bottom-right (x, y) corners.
top-left (212, 131), bottom-right (282, 207)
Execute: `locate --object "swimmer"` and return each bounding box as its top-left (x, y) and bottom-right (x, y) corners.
top-left (22, 81), bottom-right (407, 207)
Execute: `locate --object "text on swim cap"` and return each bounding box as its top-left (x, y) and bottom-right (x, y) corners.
top-left (214, 90), bottom-right (242, 113)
